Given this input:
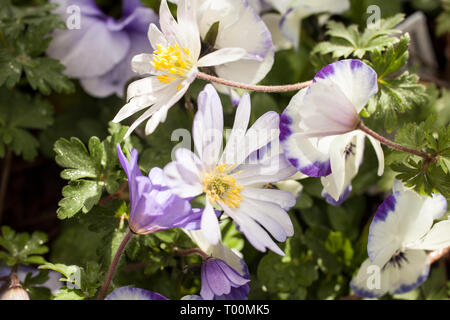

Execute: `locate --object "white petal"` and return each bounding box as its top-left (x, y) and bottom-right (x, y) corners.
top-left (229, 111), bottom-right (279, 167)
top-left (197, 0), bottom-right (274, 85)
top-left (274, 179), bottom-right (303, 200)
top-left (242, 187), bottom-right (296, 210)
top-left (323, 131), bottom-right (363, 201)
top-left (350, 258), bottom-right (387, 298)
top-left (412, 220), bottom-right (450, 250)
top-left (366, 134), bottom-right (385, 176)
top-left (421, 193), bottom-right (448, 220)
top-left (201, 201), bottom-right (221, 245)
top-left (279, 7), bottom-right (305, 49)
top-left (193, 84), bottom-right (224, 171)
top-left (131, 53), bottom-right (156, 75)
top-left (368, 190), bottom-right (433, 266)
top-left (384, 249), bottom-right (430, 295)
top-left (350, 250), bottom-right (430, 298)
top-left (238, 200), bottom-right (288, 242)
top-left (280, 89), bottom-right (333, 176)
top-left (220, 93), bottom-right (251, 164)
top-left (159, 0), bottom-right (180, 44)
top-left (147, 23), bottom-right (168, 49)
top-left (297, 80), bottom-right (360, 137)
top-left (222, 203), bottom-right (285, 256)
top-left (176, 0), bottom-right (201, 59)
top-left (313, 59), bottom-right (378, 113)
top-left (163, 150), bottom-right (204, 198)
top-left (240, 197), bottom-right (294, 238)
top-left (198, 48), bottom-right (247, 67)
top-left (262, 13), bottom-right (293, 51)
top-left (236, 154), bottom-right (298, 185)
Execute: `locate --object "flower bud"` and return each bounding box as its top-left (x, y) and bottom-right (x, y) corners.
top-left (1, 274), bottom-right (30, 300)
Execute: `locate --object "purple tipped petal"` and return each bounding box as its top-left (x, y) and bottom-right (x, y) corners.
top-left (322, 185), bottom-right (352, 206)
top-left (372, 193), bottom-right (397, 224)
top-left (313, 59), bottom-right (378, 113)
top-left (116, 145), bottom-right (202, 235)
top-left (200, 258), bottom-right (250, 300)
top-left (105, 286), bottom-right (168, 300)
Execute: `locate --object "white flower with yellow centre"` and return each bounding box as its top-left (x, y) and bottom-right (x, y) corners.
top-left (113, 0), bottom-right (249, 137)
top-left (164, 84), bottom-right (297, 255)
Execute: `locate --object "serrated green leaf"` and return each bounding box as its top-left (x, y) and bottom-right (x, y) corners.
top-left (313, 14), bottom-right (404, 59)
top-left (0, 227), bottom-right (48, 266)
top-left (57, 180), bottom-right (103, 219)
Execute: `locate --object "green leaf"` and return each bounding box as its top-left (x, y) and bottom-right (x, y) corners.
top-left (204, 21), bottom-right (220, 48)
top-left (0, 1), bottom-right (74, 93)
top-left (313, 14), bottom-right (404, 59)
top-left (0, 87), bottom-right (53, 161)
top-left (57, 180), bottom-right (103, 219)
top-left (54, 123), bottom-right (135, 219)
top-left (0, 226), bottom-right (48, 266)
top-left (54, 137), bottom-right (100, 180)
top-left (53, 288), bottom-right (85, 300)
top-left (369, 72), bottom-right (427, 131)
top-left (420, 265), bottom-right (448, 299)
top-left (436, 1), bottom-right (450, 36)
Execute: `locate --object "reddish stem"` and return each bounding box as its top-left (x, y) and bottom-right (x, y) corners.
top-left (358, 122), bottom-right (435, 161)
top-left (196, 72), bottom-right (313, 93)
top-left (97, 230), bottom-right (134, 300)
top-left (175, 248), bottom-right (210, 260)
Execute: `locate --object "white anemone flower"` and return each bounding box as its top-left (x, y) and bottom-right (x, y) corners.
top-left (280, 59), bottom-right (385, 205)
top-left (350, 181), bottom-right (449, 298)
top-left (164, 84), bottom-right (296, 255)
top-left (113, 0), bottom-right (251, 137)
top-left (266, 0), bottom-right (350, 49)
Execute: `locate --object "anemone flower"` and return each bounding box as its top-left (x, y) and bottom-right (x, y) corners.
top-left (113, 0), bottom-right (261, 137)
top-left (164, 84), bottom-right (296, 255)
top-left (47, 0), bottom-right (158, 98)
top-left (117, 144), bottom-right (203, 234)
top-left (350, 182), bottom-right (450, 298)
top-left (280, 59), bottom-right (384, 205)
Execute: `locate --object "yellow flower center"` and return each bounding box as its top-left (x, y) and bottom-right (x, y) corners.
top-left (202, 164), bottom-right (243, 209)
top-left (151, 44), bottom-right (194, 89)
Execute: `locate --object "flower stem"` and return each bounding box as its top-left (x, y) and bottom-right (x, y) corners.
top-left (357, 122), bottom-right (435, 161)
top-left (175, 248), bottom-right (210, 260)
top-left (0, 148), bottom-right (12, 225)
top-left (97, 230), bottom-right (134, 300)
top-left (196, 72), bottom-right (313, 93)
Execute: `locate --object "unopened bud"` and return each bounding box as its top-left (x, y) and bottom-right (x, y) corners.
top-left (1, 274), bottom-right (30, 300)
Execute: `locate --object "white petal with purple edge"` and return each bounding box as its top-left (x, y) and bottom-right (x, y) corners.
top-left (105, 286), bottom-right (168, 300)
top-left (367, 190), bottom-right (433, 266)
top-left (313, 59), bottom-right (378, 113)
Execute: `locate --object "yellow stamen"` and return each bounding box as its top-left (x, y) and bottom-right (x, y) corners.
top-left (202, 164), bottom-right (243, 209)
top-left (151, 44), bottom-right (194, 89)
